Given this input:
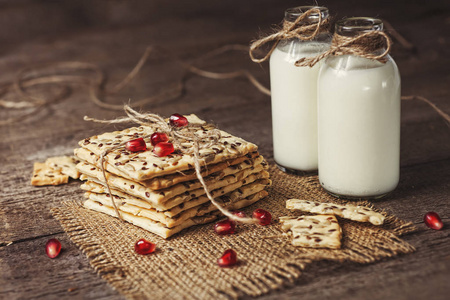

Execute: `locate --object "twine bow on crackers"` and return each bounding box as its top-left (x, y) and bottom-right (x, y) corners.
top-left (84, 105), bottom-right (259, 225)
top-left (295, 30), bottom-right (392, 67)
top-left (249, 7), bottom-right (329, 63)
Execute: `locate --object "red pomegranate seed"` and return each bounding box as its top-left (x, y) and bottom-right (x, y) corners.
top-left (253, 208), bottom-right (272, 226)
top-left (169, 113), bottom-right (189, 127)
top-left (126, 138), bottom-right (147, 152)
top-left (45, 238), bottom-right (61, 259)
top-left (217, 249), bottom-right (237, 267)
top-left (153, 142), bottom-right (174, 157)
top-left (424, 212), bottom-right (443, 230)
top-left (134, 239), bottom-right (156, 255)
top-left (214, 219), bottom-right (236, 235)
top-left (150, 132), bottom-right (169, 146)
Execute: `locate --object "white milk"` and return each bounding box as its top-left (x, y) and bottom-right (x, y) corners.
top-left (318, 55), bottom-right (401, 198)
top-left (270, 41), bottom-right (329, 172)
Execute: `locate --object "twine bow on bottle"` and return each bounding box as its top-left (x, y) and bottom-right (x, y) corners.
top-left (249, 8), bottom-right (329, 63)
top-left (295, 30), bottom-right (393, 67)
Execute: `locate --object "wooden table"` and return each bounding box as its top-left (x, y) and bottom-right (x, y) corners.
top-left (1, 1), bottom-right (449, 299)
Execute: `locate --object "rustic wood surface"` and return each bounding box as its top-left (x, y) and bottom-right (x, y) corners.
top-left (1, 1), bottom-right (449, 299)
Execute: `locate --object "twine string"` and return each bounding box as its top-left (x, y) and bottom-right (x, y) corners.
top-left (85, 105), bottom-right (257, 224)
top-left (295, 30), bottom-right (392, 67)
top-left (1, 44), bottom-right (269, 126)
top-left (249, 8), bottom-right (328, 63)
top-left (401, 95), bottom-right (450, 127)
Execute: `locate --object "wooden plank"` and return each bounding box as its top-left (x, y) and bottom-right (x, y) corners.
top-left (0, 233), bottom-right (122, 299)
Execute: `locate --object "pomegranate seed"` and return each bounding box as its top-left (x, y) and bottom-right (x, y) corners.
top-left (134, 239), bottom-right (156, 255)
top-left (169, 113), bottom-right (189, 127)
top-left (253, 208), bottom-right (272, 226)
top-left (153, 142), bottom-right (174, 157)
top-left (45, 238), bottom-right (61, 259)
top-left (214, 219), bottom-right (236, 235)
top-left (424, 212), bottom-right (443, 230)
top-left (233, 211), bottom-right (246, 218)
top-left (217, 249), bottom-right (238, 267)
top-left (150, 132), bottom-right (169, 146)
top-left (126, 138), bottom-right (147, 152)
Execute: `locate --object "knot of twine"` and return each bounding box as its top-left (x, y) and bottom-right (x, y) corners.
top-left (249, 8), bottom-right (329, 63)
top-left (295, 30), bottom-right (392, 67)
top-left (84, 105), bottom-right (258, 225)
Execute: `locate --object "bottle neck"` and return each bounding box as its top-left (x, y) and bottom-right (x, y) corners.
top-left (335, 17), bottom-right (383, 37)
top-left (284, 6), bottom-right (329, 24)
top-left (282, 6), bottom-right (331, 44)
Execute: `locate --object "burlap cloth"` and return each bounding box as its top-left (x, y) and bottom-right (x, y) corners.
top-left (52, 165), bottom-right (416, 300)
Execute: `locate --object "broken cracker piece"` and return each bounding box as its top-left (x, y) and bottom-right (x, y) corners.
top-left (45, 156), bottom-right (80, 179)
top-left (279, 215), bottom-right (342, 249)
top-left (31, 162), bottom-right (69, 186)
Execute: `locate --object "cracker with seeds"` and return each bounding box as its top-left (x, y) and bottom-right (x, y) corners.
top-left (280, 215), bottom-right (342, 249)
top-left (31, 162), bottom-right (69, 186)
top-left (85, 188), bottom-right (268, 228)
top-left (45, 156), bottom-right (81, 179)
top-left (286, 199), bottom-right (385, 225)
top-left (84, 199), bottom-right (221, 238)
top-left (84, 190), bottom-right (269, 238)
top-left (75, 146), bottom-right (261, 190)
top-left (78, 114), bottom-right (258, 181)
top-left (80, 172), bottom-right (271, 211)
top-left (76, 156), bottom-right (267, 204)
top-left (83, 178), bottom-right (271, 218)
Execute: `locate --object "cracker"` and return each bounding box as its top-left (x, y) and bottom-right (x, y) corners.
top-left (45, 156), bottom-right (80, 179)
top-left (80, 172), bottom-right (271, 211)
top-left (84, 190), bottom-right (269, 238)
top-left (279, 215), bottom-right (342, 249)
top-left (75, 147), bottom-right (261, 190)
top-left (85, 188), bottom-right (269, 228)
top-left (84, 199), bottom-right (220, 239)
top-left (76, 156), bottom-right (267, 203)
top-left (144, 152), bottom-right (261, 190)
top-left (78, 114), bottom-right (258, 181)
top-left (83, 178), bottom-right (270, 218)
top-left (31, 162), bottom-right (69, 186)
top-left (286, 199), bottom-right (385, 226)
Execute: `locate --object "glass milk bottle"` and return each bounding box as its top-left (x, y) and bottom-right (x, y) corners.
top-left (270, 6), bottom-right (331, 174)
top-left (318, 18), bottom-right (401, 199)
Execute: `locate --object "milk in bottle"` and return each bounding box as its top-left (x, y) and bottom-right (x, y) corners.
top-left (317, 18), bottom-right (401, 198)
top-left (270, 6), bottom-right (331, 173)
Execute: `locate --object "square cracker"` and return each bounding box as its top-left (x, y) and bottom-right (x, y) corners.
top-left (80, 171), bottom-right (271, 211)
top-left (78, 114), bottom-right (258, 181)
top-left (74, 146), bottom-right (260, 190)
top-left (76, 156), bottom-right (267, 204)
top-left (85, 188), bottom-right (269, 228)
top-left (83, 199), bottom-right (220, 239)
top-left (279, 215), bottom-right (342, 249)
top-left (83, 177), bottom-right (271, 219)
top-left (286, 199), bottom-right (385, 226)
top-left (31, 162), bottom-right (69, 186)
top-left (83, 189), bottom-right (269, 238)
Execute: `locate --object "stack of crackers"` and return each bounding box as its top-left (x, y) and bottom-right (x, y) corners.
top-left (73, 114), bottom-right (271, 238)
